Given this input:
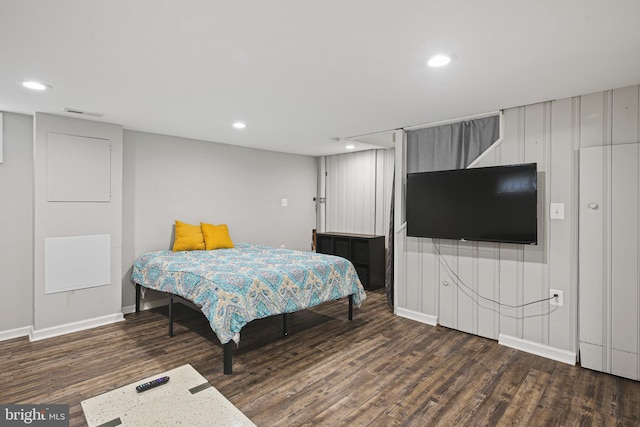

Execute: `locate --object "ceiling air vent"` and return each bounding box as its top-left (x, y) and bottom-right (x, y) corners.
top-left (63, 108), bottom-right (104, 118)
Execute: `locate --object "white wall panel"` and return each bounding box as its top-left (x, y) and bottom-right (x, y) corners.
top-left (476, 244), bottom-right (500, 339)
top-left (522, 103), bottom-right (549, 345)
top-left (324, 148), bottom-right (393, 238)
top-left (610, 144), bottom-right (638, 358)
top-left (438, 241), bottom-right (458, 330)
top-left (420, 239), bottom-right (439, 318)
top-left (405, 237), bottom-right (423, 312)
top-left (579, 146), bottom-right (607, 364)
top-left (548, 97), bottom-right (577, 352)
top-left (612, 86), bottom-right (639, 145)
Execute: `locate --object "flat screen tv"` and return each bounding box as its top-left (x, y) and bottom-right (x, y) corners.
top-left (406, 163), bottom-right (537, 244)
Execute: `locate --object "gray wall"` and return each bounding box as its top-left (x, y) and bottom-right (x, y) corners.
top-left (33, 113), bottom-right (123, 335)
top-left (0, 112), bottom-right (33, 335)
top-left (122, 130), bottom-right (317, 309)
top-left (0, 117), bottom-right (317, 336)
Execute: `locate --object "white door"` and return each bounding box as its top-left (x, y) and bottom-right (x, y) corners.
top-left (579, 143), bottom-right (640, 380)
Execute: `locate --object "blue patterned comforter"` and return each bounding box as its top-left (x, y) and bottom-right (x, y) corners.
top-left (131, 243), bottom-right (366, 344)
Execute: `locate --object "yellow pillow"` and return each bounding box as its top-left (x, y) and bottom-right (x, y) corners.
top-left (201, 223), bottom-right (235, 250)
top-left (172, 220), bottom-right (205, 251)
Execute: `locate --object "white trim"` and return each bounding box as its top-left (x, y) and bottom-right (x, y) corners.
top-left (121, 298), bottom-right (169, 315)
top-left (396, 307), bottom-right (438, 326)
top-left (498, 333), bottom-right (577, 365)
top-left (403, 111), bottom-right (501, 131)
top-left (29, 313), bottom-right (124, 342)
top-left (0, 326), bottom-right (31, 342)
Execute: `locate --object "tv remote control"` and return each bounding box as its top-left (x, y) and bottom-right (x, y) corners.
top-left (135, 376), bottom-right (170, 392)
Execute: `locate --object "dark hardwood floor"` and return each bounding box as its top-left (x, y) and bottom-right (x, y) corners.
top-left (1, 289), bottom-right (639, 426)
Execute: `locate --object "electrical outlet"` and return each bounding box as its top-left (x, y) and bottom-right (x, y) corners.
top-left (549, 289), bottom-right (564, 307)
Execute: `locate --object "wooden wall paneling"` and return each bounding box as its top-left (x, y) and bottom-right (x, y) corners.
top-left (325, 155), bottom-right (337, 232)
top-left (420, 239), bottom-right (439, 317)
top-left (579, 145), bottom-right (608, 373)
top-left (361, 151), bottom-right (376, 234)
top-left (325, 151), bottom-right (378, 235)
top-left (498, 107), bottom-right (526, 338)
top-left (375, 148), bottom-right (395, 238)
top-left (474, 123), bottom-right (501, 339)
top-left (438, 241), bottom-right (458, 330)
top-left (456, 242), bottom-right (477, 335)
top-left (580, 92), bottom-right (609, 148)
top-left (520, 103), bottom-right (549, 344)
top-left (344, 153), bottom-right (356, 232)
top-left (548, 97), bottom-right (575, 351)
top-left (610, 143), bottom-right (639, 379)
top-left (375, 150), bottom-right (386, 236)
top-left (610, 88), bottom-right (640, 379)
top-left (405, 237), bottom-right (423, 312)
top-left (477, 243), bottom-right (500, 340)
top-left (612, 86), bottom-right (639, 145)
top-left (339, 153), bottom-right (350, 232)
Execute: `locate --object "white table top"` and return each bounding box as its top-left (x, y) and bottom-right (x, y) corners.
top-left (81, 364), bottom-right (255, 427)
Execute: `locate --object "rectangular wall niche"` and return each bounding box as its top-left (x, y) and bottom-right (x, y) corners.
top-left (44, 234), bottom-right (111, 294)
top-left (46, 132), bottom-right (111, 202)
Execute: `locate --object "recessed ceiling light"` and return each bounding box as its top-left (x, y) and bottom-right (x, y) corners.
top-left (233, 121), bottom-right (246, 129)
top-left (21, 80), bottom-right (50, 90)
top-left (427, 55), bottom-right (451, 68)
top-left (345, 144), bottom-right (355, 150)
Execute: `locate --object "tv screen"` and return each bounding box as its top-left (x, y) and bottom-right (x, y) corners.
top-left (406, 163), bottom-right (537, 244)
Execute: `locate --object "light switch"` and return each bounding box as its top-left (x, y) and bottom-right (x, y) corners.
top-left (550, 203), bottom-right (565, 220)
top-left (281, 198), bottom-right (288, 207)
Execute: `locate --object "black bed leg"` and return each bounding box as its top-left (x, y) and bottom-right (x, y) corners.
top-left (135, 284), bottom-right (141, 313)
top-left (223, 342), bottom-right (233, 375)
top-left (348, 295), bottom-right (353, 321)
top-left (168, 293), bottom-right (174, 337)
top-left (282, 313), bottom-right (288, 337)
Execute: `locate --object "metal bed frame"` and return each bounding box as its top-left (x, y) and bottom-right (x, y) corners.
top-left (135, 283), bottom-right (354, 374)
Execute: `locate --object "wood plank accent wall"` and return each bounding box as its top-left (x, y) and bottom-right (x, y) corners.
top-left (396, 84), bottom-right (640, 364)
top-left (323, 149), bottom-right (394, 238)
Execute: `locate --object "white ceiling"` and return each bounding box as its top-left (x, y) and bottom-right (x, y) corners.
top-left (1, 1), bottom-right (639, 156)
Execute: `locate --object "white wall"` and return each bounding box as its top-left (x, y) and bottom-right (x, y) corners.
top-left (396, 84), bottom-right (640, 364)
top-left (0, 112), bottom-right (33, 338)
top-left (122, 130), bottom-right (318, 309)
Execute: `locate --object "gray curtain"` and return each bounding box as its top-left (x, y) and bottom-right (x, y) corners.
top-left (406, 116), bottom-right (499, 173)
top-left (384, 116), bottom-right (499, 306)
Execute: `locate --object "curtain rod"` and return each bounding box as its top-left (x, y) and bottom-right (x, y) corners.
top-left (344, 110), bottom-right (501, 141)
top-left (403, 111), bottom-right (501, 131)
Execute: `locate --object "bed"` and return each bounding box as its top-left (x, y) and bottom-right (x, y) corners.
top-left (131, 243), bottom-right (367, 374)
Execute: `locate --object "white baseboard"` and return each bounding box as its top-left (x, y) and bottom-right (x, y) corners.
top-left (29, 313), bottom-right (125, 342)
top-left (396, 307), bottom-right (438, 326)
top-left (498, 333), bottom-right (577, 365)
top-left (121, 298), bottom-right (169, 315)
top-left (0, 326), bottom-right (32, 342)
